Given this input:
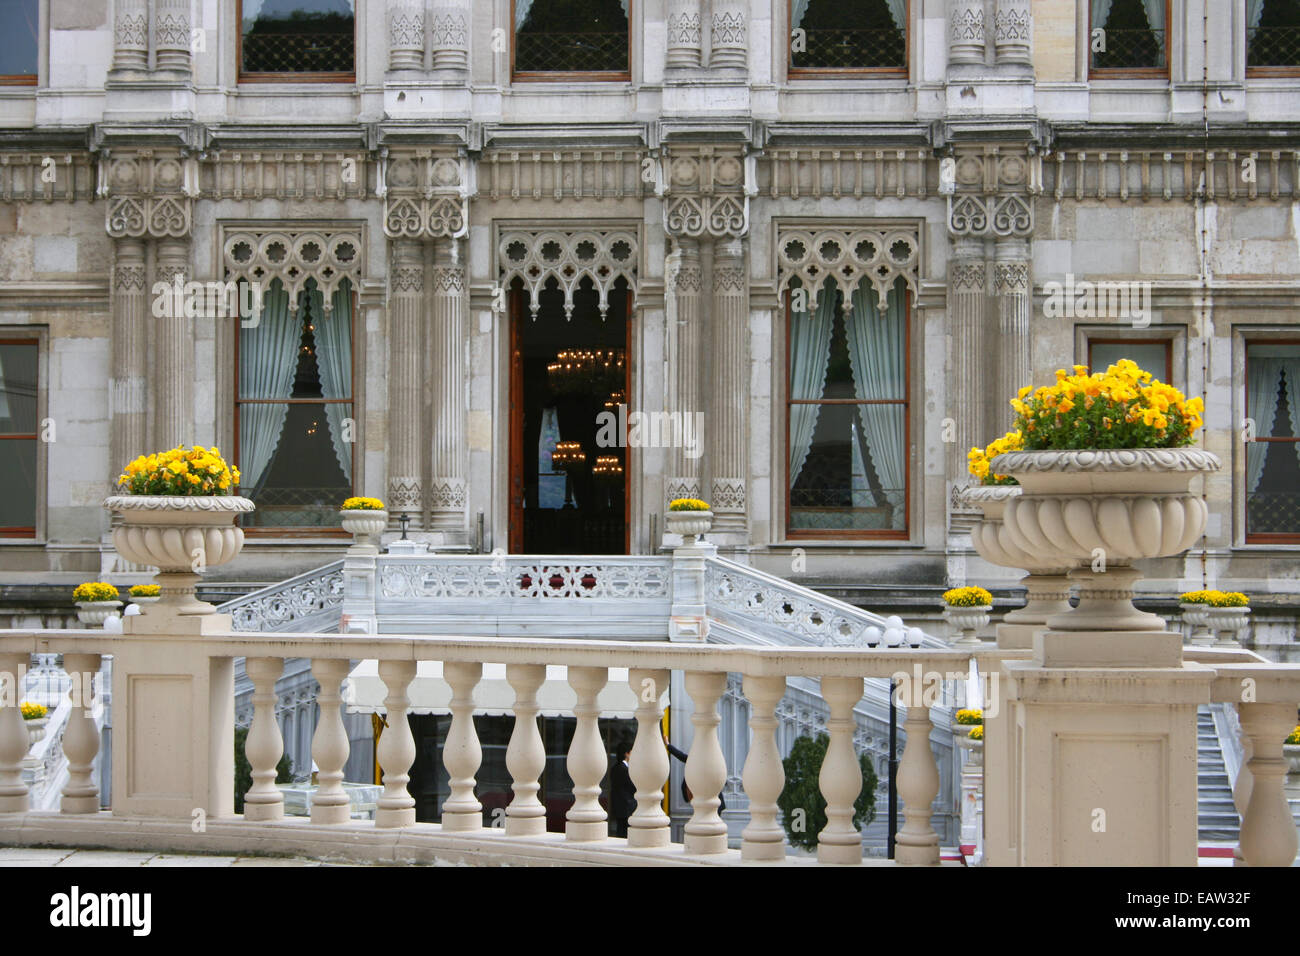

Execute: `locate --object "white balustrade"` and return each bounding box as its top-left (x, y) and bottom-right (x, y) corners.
top-left (894, 682), bottom-right (941, 865)
top-left (566, 665), bottom-right (609, 841)
top-left (375, 660), bottom-right (418, 828)
top-left (0, 652), bottom-right (29, 812)
top-left (243, 656), bottom-right (285, 822)
top-left (505, 663), bottom-right (547, 836)
top-left (740, 673), bottom-right (786, 861)
top-left (309, 657), bottom-right (352, 824)
top-left (1237, 702), bottom-right (1299, 867)
top-left (627, 667), bottom-right (670, 847)
top-left (683, 670), bottom-right (729, 854)
top-left (442, 661), bottom-right (483, 831)
top-left (60, 652), bottom-right (102, 814)
top-left (817, 676), bottom-right (865, 864)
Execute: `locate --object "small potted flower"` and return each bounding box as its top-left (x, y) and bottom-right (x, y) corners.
top-left (666, 498), bottom-right (713, 543)
top-left (128, 584), bottom-right (161, 607)
top-left (1179, 590), bottom-right (1214, 646)
top-left (21, 701), bottom-right (48, 746)
top-left (1205, 590), bottom-right (1250, 648)
top-left (1284, 726), bottom-right (1300, 775)
top-left (942, 586), bottom-right (993, 645)
top-left (340, 497), bottom-right (388, 553)
top-left (968, 725), bottom-right (984, 743)
top-left (954, 710), bottom-right (984, 754)
top-left (72, 582), bottom-right (122, 626)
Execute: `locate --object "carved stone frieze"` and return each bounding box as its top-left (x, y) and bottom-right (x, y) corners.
top-left (222, 229), bottom-right (363, 309)
top-left (777, 226), bottom-right (920, 312)
top-left (498, 228), bottom-right (638, 319)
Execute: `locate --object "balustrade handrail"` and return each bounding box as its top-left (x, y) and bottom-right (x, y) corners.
top-left (219, 559), bottom-right (346, 632)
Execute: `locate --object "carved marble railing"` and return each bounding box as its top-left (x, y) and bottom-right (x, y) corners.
top-left (220, 561), bottom-right (345, 633)
top-left (704, 556), bottom-right (947, 648)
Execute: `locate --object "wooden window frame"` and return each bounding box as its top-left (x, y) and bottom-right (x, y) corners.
top-left (0, 335), bottom-right (40, 539)
top-left (510, 0), bottom-right (633, 83)
top-left (1087, 0), bottom-right (1171, 79)
top-left (1244, 336), bottom-right (1300, 545)
top-left (1246, 0), bottom-right (1300, 77)
top-left (783, 283), bottom-right (911, 542)
top-left (1087, 337), bottom-right (1174, 383)
top-left (785, 0), bottom-right (910, 80)
top-left (236, 0), bottom-right (357, 85)
top-left (233, 282), bottom-right (357, 537)
top-left (0, 0), bottom-right (38, 86)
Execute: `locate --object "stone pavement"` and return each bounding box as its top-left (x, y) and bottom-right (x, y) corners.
top-left (0, 847), bottom-right (343, 867)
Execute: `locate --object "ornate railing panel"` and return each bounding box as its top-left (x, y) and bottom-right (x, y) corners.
top-left (220, 561), bottom-right (345, 633)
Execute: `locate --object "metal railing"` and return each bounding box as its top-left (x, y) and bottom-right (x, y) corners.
top-left (514, 31), bottom-right (628, 72)
top-left (1248, 24), bottom-right (1300, 68)
top-left (1090, 27), bottom-right (1166, 70)
top-left (241, 30), bottom-right (354, 74)
top-left (790, 27), bottom-right (906, 69)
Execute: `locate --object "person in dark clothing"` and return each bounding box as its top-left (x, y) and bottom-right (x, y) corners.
top-left (663, 734), bottom-right (726, 812)
top-left (609, 745), bottom-right (637, 838)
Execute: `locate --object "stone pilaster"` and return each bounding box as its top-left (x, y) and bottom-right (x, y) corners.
top-left (994, 0), bottom-right (1032, 65)
top-left (110, 239), bottom-right (148, 481)
top-left (110, 0), bottom-right (149, 73)
top-left (430, 238), bottom-right (468, 540)
top-left (708, 0), bottom-right (747, 70)
top-left (949, 240), bottom-right (988, 465)
top-left (388, 240), bottom-right (425, 528)
top-left (667, 238), bottom-right (704, 507)
top-left (666, 0), bottom-right (703, 70)
top-left (994, 240), bottom-right (1031, 433)
top-left (708, 238), bottom-right (748, 533)
top-left (153, 238), bottom-right (194, 448)
top-left (948, 0), bottom-right (986, 66)
top-left (154, 0), bottom-right (192, 74)
top-left (430, 3), bottom-right (470, 71)
top-left (389, 0), bottom-right (426, 71)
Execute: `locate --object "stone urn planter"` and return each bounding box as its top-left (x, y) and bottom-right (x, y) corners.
top-left (75, 601), bottom-right (123, 626)
top-left (1284, 743), bottom-right (1300, 775)
top-left (24, 716), bottom-right (48, 747)
top-left (992, 448), bottom-right (1220, 633)
top-left (1180, 602), bottom-right (1214, 646)
top-left (1207, 605), bottom-right (1251, 648)
top-left (943, 604), bottom-right (991, 645)
top-left (104, 495), bottom-right (255, 615)
top-left (340, 509), bottom-right (388, 554)
top-left (666, 509), bottom-right (713, 543)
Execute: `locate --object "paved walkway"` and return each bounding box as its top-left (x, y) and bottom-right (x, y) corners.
top-left (0, 847), bottom-right (340, 867)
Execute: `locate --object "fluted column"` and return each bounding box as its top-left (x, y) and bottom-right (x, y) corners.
top-left (895, 685), bottom-right (941, 865)
top-left (309, 658), bottom-right (351, 824)
top-left (430, 2), bottom-right (470, 71)
top-left (505, 663), bottom-right (547, 836)
top-left (626, 668), bottom-right (671, 847)
top-left (709, 238), bottom-right (748, 533)
top-left (111, 0), bottom-right (149, 72)
top-left (442, 661), bottom-right (483, 831)
top-left (1237, 703), bottom-right (1300, 867)
top-left (948, 0), bottom-right (986, 66)
top-left (818, 676), bottom-right (865, 864)
top-left (111, 239), bottom-right (148, 481)
top-left (61, 653), bottom-right (102, 814)
top-left (375, 660), bottom-right (417, 828)
top-left (430, 238), bottom-right (469, 538)
top-left (709, 0), bottom-right (747, 70)
top-left (740, 674), bottom-right (786, 861)
top-left (666, 0), bottom-right (703, 70)
top-left (388, 240), bottom-right (425, 527)
top-left (949, 240), bottom-right (987, 472)
top-left (667, 238), bottom-right (704, 507)
top-left (994, 240), bottom-right (1031, 433)
top-left (154, 238), bottom-right (195, 448)
top-left (0, 653), bottom-right (29, 812)
top-left (683, 670), bottom-right (729, 854)
top-left (389, 0), bottom-right (426, 71)
top-left (994, 0), bottom-right (1032, 65)
top-left (154, 0), bottom-right (193, 74)
top-left (566, 666), bottom-right (609, 841)
top-left (242, 657), bottom-right (285, 822)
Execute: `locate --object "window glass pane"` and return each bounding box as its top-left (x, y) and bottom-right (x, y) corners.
top-left (515, 0), bottom-right (629, 73)
top-left (790, 404), bottom-right (905, 532)
top-left (240, 402), bottom-right (353, 526)
top-left (1091, 0), bottom-right (1166, 70)
top-left (0, 438), bottom-right (36, 528)
top-left (791, 0), bottom-right (906, 70)
top-left (241, 0), bottom-right (355, 74)
top-left (1248, 0), bottom-right (1300, 68)
top-left (0, 0), bottom-right (37, 76)
top-left (0, 342), bottom-right (37, 433)
top-left (1246, 344), bottom-right (1300, 535)
top-left (1089, 342), bottom-right (1168, 382)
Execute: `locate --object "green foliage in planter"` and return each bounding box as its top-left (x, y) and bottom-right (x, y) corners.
top-left (234, 725), bottom-right (294, 814)
top-left (776, 733), bottom-right (877, 851)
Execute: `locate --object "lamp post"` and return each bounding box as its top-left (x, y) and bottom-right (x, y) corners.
top-left (864, 618), bottom-right (925, 861)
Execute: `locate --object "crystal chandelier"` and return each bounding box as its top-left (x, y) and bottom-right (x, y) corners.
top-left (547, 349), bottom-right (625, 395)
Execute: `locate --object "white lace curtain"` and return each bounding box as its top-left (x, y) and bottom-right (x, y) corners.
top-left (792, 0), bottom-right (905, 30)
top-left (1092, 0), bottom-right (1167, 51)
top-left (1248, 0), bottom-right (1268, 30)
top-left (307, 280), bottom-right (354, 485)
top-left (516, 0), bottom-right (629, 30)
top-left (848, 279), bottom-right (906, 522)
top-left (238, 281), bottom-right (298, 494)
top-left (788, 279), bottom-right (837, 487)
top-left (1247, 358), bottom-right (1300, 492)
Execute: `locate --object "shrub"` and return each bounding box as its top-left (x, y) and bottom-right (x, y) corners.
top-left (234, 726), bottom-right (294, 814)
top-left (776, 733), bottom-right (877, 851)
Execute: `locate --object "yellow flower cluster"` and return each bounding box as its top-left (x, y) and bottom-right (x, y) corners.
top-left (968, 725), bottom-right (984, 741)
top-left (1009, 360), bottom-right (1204, 450)
top-left (1287, 725), bottom-right (1300, 746)
top-left (668, 498), bottom-right (711, 512)
top-left (20, 701), bottom-right (48, 720)
top-left (129, 584), bottom-right (161, 597)
top-left (341, 496), bottom-right (386, 511)
top-left (967, 429), bottom-right (1024, 485)
top-left (73, 582), bottom-right (119, 603)
top-left (118, 446), bottom-right (240, 497)
top-left (1181, 590), bottom-right (1249, 607)
top-left (955, 708), bottom-right (984, 725)
top-left (943, 586), bottom-right (993, 608)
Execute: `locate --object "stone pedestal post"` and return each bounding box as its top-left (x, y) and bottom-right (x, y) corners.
top-left (708, 238), bottom-right (748, 534)
top-left (154, 238), bottom-right (194, 448)
top-left (669, 538), bottom-right (714, 642)
top-left (667, 238), bottom-right (704, 508)
top-left (430, 238), bottom-right (468, 542)
top-left (388, 240), bottom-right (425, 528)
top-left (993, 241), bottom-right (1031, 433)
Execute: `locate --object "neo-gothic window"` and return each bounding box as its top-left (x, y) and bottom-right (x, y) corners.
top-left (0, 339), bottom-right (37, 537)
top-left (236, 278), bottom-right (354, 531)
top-left (1090, 0), bottom-right (1169, 75)
top-left (513, 0), bottom-right (631, 78)
top-left (786, 276), bottom-right (909, 538)
top-left (0, 0), bottom-right (38, 85)
top-left (1246, 343), bottom-right (1300, 541)
top-left (239, 0), bottom-right (355, 81)
top-left (789, 0), bottom-right (907, 74)
top-left (1248, 0), bottom-right (1300, 73)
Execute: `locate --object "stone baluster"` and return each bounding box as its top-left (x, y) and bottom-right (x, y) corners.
top-left (626, 667), bottom-right (670, 847)
top-left (683, 670), bottom-right (729, 854)
top-left (667, 238), bottom-right (704, 509)
top-left (666, 0), bottom-right (703, 70)
top-left (505, 663), bottom-right (547, 836)
top-left (1231, 720), bottom-right (1253, 867)
top-left (948, 243), bottom-right (987, 479)
top-left (894, 682), bottom-right (941, 865)
top-left (243, 657), bottom-right (285, 822)
top-left (309, 658), bottom-right (352, 824)
top-left (994, 242), bottom-right (1031, 432)
top-left (154, 0), bottom-right (193, 74)
top-left (740, 674), bottom-right (786, 861)
top-left (817, 676), bottom-right (865, 864)
top-left (388, 240), bottom-right (425, 528)
top-left (111, 0), bottom-right (149, 73)
top-left (61, 653), bottom-right (102, 814)
top-left (948, 0), bottom-right (986, 66)
top-left (709, 238), bottom-right (748, 533)
top-left (0, 653), bottom-right (30, 812)
top-left (1237, 702), bottom-right (1299, 867)
top-left (375, 660), bottom-right (418, 828)
top-left (431, 2), bottom-right (470, 71)
top-left (709, 0), bottom-right (747, 70)
top-left (388, 0), bottom-right (426, 71)
top-left (430, 239), bottom-right (469, 540)
top-left (566, 666), bottom-right (609, 841)
top-left (154, 239), bottom-right (195, 448)
top-left (110, 240), bottom-right (148, 491)
top-left (442, 661), bottom-right (483, 831)
top-left (994, 0), bottom-right (1032, 65)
